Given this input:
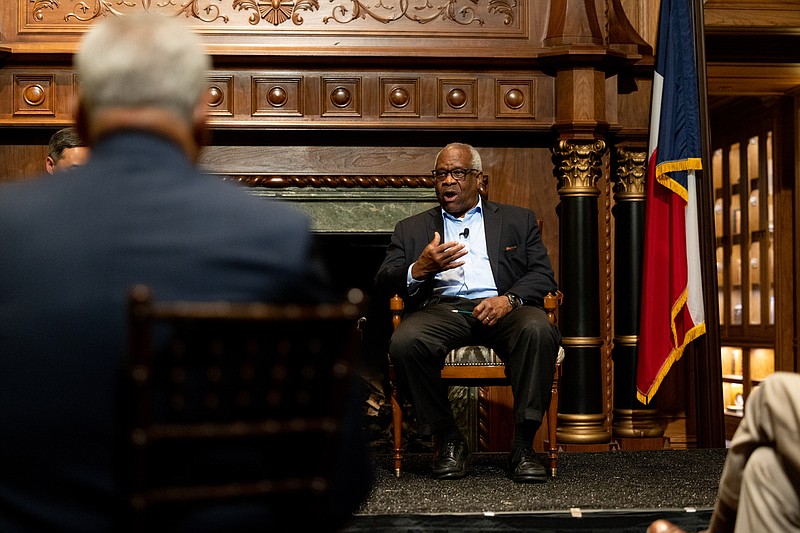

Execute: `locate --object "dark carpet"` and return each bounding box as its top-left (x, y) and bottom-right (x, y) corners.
top-left (342, 449), bottom-right (727, 532)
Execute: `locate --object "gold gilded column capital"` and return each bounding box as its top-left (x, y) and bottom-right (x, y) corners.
top-left (612, 145), bottom-right (647, 201)
top-left (552, 139), bottom-right (606, 197)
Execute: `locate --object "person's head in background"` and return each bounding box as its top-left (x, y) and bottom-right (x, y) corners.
top-left (45, 127), bottom-right (88, 174)
top-left (74, 13), bottom-right (211, 161)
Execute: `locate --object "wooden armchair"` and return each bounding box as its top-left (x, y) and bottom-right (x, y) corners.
top-left (387, 290), bottom-right (564, 478)
top-left (121, 285), bottom-right (366, 532)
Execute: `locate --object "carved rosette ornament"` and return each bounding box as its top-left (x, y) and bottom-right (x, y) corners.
top-left (232, 0), bottom-right (319, 26)
top-left (612, 146), bottom-right (647, 201)
top-left (551, 139), bottom-right (607, 197)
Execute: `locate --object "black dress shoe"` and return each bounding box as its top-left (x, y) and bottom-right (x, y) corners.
top-left (507, 446), bottom-right (547, 483)
top-left (432, 439), bottom-right (469, 479)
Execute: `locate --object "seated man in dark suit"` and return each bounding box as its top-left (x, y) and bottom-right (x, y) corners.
top-left (0, 13), bottom-right (370, 533)
top-left (374, 142), bottom-right (560, 483)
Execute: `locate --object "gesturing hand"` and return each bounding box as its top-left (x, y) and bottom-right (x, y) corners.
top-left (411, 231), bottom-right (467, 280)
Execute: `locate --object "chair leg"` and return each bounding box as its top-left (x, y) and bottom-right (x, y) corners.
top-left (388, 360), bottom-right (404, 477)
top-left (546, 364), bottom-right (561, 477)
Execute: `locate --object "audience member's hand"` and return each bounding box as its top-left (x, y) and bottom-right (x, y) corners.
top-left (646, 520), bottom-right (705, 533)
top-left (411, 231), bottom-right (467, 279)
top-left (472, 295), bottom-right (513, 327)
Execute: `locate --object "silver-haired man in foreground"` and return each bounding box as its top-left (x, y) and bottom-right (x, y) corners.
top-left (0, 14), bottom-right (370, 532)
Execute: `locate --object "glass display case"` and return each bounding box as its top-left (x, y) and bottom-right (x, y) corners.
top-left (712, 125), bottom-right (775, 439)
top-left (721, 346), bottom-right (774, 414)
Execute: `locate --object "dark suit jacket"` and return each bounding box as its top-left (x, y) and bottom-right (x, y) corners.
top-left (374, 201), bottom-right (557, 311)
top-left (0, 131), bottom-right (368, 532)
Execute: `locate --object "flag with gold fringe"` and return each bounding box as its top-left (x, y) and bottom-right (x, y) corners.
top-left (637, 0), bottom-right (706, 404)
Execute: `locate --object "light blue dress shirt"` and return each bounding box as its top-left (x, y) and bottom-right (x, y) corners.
top-left (407, 197), bottom-right (498, 300)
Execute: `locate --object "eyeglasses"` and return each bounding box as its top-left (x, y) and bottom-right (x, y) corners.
top-left (431, 168), bottom-right (479, 182)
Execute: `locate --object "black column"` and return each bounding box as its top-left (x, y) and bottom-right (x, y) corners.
top-left (552, 139), bottom-right (610, 444)
top-left (610, 146), bottom-right (667, 440)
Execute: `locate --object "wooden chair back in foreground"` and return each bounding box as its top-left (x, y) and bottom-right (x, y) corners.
top-left (122, 284), bottom-right (364, 532)
top-left (388, 290), bottom-right (564, 478)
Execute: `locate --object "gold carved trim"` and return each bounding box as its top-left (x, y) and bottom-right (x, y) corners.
top-left (552, 139), bottom-right (606, 196)
top-left (613, 335), bottom-right (638, 347)
top-left (224, 174), bottom-right (434, 188)
top-left (560, 336), bottom-right (604, 349)
top-left (612, 145), bottom-right (647, 200)
top-left (601, 163), bottom-right (612, 434)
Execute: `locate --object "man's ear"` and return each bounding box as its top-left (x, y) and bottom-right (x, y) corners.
top-left (478, 172), bottom-right (488, 200)
top-left (45, 156), bottom-right (56, 174)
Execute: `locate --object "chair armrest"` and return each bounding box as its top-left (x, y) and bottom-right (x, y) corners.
top-left (390, 294), bottom-right (404, 331)
top-left (543, 290), bottom-right (563, 326)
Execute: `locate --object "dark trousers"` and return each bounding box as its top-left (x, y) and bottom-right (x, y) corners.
top-left (389, 297), bottom-right (560, 436)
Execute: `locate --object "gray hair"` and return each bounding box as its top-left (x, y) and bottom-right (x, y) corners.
top-left (48, 127), bottom-right (85, 163)
top-left (436, 142), bottom-right (483, 171)
top-left (75, 14), bottom-right (211, 124)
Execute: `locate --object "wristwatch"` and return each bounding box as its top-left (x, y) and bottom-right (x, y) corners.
top-left (505, 292), bottom-right (522, 309)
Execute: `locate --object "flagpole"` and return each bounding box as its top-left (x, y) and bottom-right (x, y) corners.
top-left (690, 0), bottom-right (725, 448)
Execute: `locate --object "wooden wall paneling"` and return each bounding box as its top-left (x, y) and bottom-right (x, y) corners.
top-left (615, 73), bottom-right (654, 137)
top-left (794, 94), bottom-right (800, 374)
top-left (191, 66), bottom-right (557, 130)
top-left (479, 146), bottom-right (561, 276)
top-left (775, 95), bottom-right (798, 373)
top-left (0, 64), bottom-right (79, 125)
top-left (704, 0), bottom-right (800, 29)
top-left (0, 129), bottom-right (56, 182)
top-left (619, 0), bottom-right (660, 48)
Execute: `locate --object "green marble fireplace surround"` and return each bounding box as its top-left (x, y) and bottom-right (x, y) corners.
top-left (251, 186), bottom-right (438, 234)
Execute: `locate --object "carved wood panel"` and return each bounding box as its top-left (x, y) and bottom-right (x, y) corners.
top-left (0, 66), bottom-right (553, 128)
top-left (252, 77), bottom-right (304, 117)
top-left (19, 1), bottom-right (527, 39)
top-left (13, 74), bottom-right (55, 117)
